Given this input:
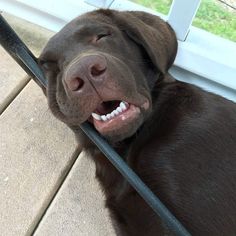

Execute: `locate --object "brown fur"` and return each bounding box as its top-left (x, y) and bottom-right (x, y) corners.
top-left (39, 9), bottom-right (236, 235)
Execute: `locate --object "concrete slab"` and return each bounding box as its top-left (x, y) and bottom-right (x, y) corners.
top-left (34, 151), bottom-right (116, 236)
top-left (0, 13), bottom-right (54, 113)
top-left (0, 81), bottom-right (78, 236)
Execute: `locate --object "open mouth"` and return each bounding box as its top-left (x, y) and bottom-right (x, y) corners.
top-left (92, 100), bottom-right (129, 121)
top-left (90, 100), bottom-right (141, 134)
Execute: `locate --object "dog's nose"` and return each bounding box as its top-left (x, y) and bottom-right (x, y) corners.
top-left (64, 55), bottom-right (107, 93)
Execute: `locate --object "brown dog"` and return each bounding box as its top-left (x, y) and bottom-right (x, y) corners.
top-left (39, 9), bottom-right (236, 236)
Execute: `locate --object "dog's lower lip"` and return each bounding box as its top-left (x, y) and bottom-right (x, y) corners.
top-left (91, 104), bottom-right (141, 134)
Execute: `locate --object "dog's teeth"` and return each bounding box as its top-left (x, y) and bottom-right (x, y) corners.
top-left (117, 107), bottom-right (122, 113)
top-left (92, 112), bottom-right (102, 120)
top-left (97, 102), bottom-right (129, 122)
top-left (112, 110), bottom-right (119, 116)
top-left (106, 114), bottom-right (112, 120)
top-left (101, 115), bottom-right (107, 121)
top-left (120, 101), bottom-right (127, 111)
top-left (114, 110), bottom-right (119, 115)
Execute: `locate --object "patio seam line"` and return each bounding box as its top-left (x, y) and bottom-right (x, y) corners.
top-left (0, 76), bottom-right (31, 115)
top-left (29, 147), bottom-right (82, 236)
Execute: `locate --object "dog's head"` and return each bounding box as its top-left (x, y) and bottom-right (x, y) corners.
top-left (39, 9), bottom-right (177, 143)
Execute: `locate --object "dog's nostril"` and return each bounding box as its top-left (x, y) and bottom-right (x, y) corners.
top-left (68, 77), bottom-right (84, 91)
top-left (91, 64), bottom-right (106, 77)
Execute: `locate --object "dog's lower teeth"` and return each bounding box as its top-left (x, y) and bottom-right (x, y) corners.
top-left (120, 102), bottom-right (126, 110)
top-left (117, 107), bottom-right (122, 113)
top-left (113, 110), bottom-right (119, 116)
top-left (101, 115), bottom-right (107, 121)
top-left (92, 112), bottom-right (102, 120)
top-left (92, 101), bottom-right (129, 122)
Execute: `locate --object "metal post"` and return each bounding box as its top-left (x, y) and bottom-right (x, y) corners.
top-left (84, 0), bottom-right (114, 8)
top-left (168, 0), bottom-right (201, 41)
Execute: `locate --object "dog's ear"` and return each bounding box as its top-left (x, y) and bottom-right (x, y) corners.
top-left (111, 11), bottom-right (177, 76)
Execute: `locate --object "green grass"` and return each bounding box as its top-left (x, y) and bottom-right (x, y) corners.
top-left (132, 0), bottom-right (236, 42)
top-left (132, 0), bottom-right (172, 14)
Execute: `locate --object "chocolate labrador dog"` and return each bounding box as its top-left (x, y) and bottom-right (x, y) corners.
top-left (39, 9), bottom-right (236, 236)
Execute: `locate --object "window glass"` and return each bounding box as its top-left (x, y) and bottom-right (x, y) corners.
top-left (131, 0), bottom-right (236, 42)
top-left (194, 0), bottom-right (236, 42)
top-left (131, 0), bottom-right (173, 15)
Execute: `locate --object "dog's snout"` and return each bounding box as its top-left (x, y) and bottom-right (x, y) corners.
top-left (64, 54), bottom-right (107, 93)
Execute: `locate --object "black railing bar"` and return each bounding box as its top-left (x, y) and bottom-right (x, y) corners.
top-left (0, 14), bottom-right (191, 236)
top-left (0, 14), bottom-right (46, 87)
top-left (80, 123), bottom-right (191, 236)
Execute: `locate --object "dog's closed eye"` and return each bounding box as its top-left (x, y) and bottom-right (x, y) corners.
top-left (39, 60), bottom-right (58, 71)
top-left (96, 32), bottom-right (111, 42)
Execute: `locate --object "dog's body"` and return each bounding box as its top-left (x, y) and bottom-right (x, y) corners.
top-left (39, 9), bottom-right (236, 235)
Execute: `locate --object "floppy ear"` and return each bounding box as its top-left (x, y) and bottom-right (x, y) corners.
top-left (111, 11), bottom-right (177, 76)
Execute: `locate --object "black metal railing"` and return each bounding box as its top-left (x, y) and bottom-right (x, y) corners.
top-left (0, 14), bottom-right (191, 236)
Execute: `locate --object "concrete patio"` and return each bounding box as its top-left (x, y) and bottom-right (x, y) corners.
top-left (0, 13), bottom-right (115, 236)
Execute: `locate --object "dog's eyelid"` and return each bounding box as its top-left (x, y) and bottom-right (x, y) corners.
top-left (39, 59), bottom-right (56, 64)
top-left (96, 32), bottom-right (112, 41)
top-left (39, 59), bottom-right (58, 70)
